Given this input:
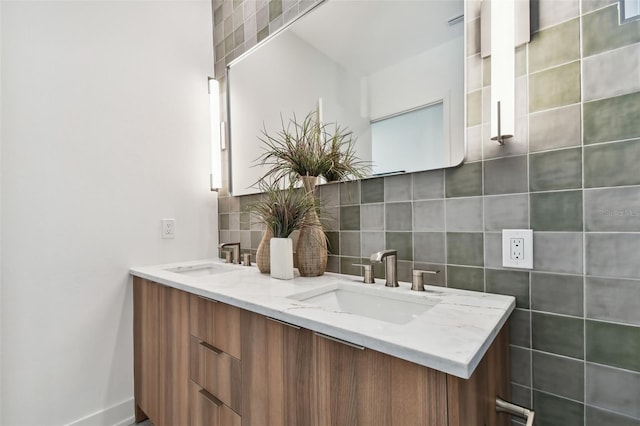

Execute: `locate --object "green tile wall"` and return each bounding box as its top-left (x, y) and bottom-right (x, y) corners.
top-left (214, 0), bottom-right (640, 422)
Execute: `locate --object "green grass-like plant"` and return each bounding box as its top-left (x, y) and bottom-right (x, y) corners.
top-left (248, 181), bottom-right (319, 238)
top-left (256, 110), bottom-right (369, 184)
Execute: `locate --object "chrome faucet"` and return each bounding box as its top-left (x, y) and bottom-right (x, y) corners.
top-left (218, 242), bottom-right (241, 264)
top-left (370, 249), bottom-right (398, 287)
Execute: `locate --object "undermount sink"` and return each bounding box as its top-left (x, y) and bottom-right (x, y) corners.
top-left (288, 283), bottom-right (441, 325)
top-left (165, 262), bottom-right (234, 277)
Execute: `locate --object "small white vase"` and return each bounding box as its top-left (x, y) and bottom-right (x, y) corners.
top-left (270, 237), bottom-right (294, 280)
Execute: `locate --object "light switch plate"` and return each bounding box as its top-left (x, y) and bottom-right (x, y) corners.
top-left (502, 229), bottom-right (533, 269)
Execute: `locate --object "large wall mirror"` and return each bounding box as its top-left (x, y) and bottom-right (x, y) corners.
top-left (227, 0), bottom-right (465, 196)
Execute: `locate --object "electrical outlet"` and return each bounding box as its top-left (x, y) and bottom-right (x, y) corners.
top-left (161, 218), bottom-right (175, 239)
top-left (502, 229), bottom-right (532, 269)
top-left (510, 238), bottom-right (524, 260)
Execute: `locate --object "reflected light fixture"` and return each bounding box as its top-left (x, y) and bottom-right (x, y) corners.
top-left (209, 77), bottom-right (222, 191)
top-left (490, 0), bottom-right (515, 145)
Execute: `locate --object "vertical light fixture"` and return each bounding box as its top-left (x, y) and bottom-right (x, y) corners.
top-left (209, 77), bottom-right (222, 191)
top-left (490, 0), bottom-right (515, 145)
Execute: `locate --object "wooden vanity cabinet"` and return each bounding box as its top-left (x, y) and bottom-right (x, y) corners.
top-left (134, 277), bottom-right (510, 426)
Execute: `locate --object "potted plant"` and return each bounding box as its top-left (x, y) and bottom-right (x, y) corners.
top-left (256, 109), bottom-right (368, 276)
top-left (248, 181), bottom-right (318, 279)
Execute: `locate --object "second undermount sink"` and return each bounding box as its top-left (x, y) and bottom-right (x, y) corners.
top-left (288, 283), bottom-right (441, 325)
top-left (165, 262), bottom-right (235, 277)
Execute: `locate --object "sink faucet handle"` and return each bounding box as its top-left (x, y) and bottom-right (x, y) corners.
top-left (352, 263), bottom-right (375, 284)
top-left (223, 250), bottom-right (233, 264)
top-left (218, 242), bottom-right (241, 264)
top-left (411, 269), bottom-right (440, 292)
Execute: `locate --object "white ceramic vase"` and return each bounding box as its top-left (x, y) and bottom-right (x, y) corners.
top-left (270, 237), bottom-right (294, 280)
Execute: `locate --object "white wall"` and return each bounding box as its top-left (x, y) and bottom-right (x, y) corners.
top-left (1, 1), bottom-right (217, 425)
top-left (367, 36), bottom-right (465, 167)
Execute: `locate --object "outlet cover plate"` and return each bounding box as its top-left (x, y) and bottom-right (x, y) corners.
top-left (502, 229), bottom-right (533, 269)
top-left (161, 218), bottom-right (175, 239)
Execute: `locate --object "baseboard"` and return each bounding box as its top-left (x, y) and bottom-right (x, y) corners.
top-left (65, 398), bottom-right (135, 426)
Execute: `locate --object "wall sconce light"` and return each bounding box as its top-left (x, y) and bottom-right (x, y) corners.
top-left (481, 0), bottom-right (530, 145)
top-left (209, 77), bottom-right (222, 191)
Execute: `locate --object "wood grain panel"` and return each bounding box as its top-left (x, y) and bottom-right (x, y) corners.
top-left (190, 381), bottom-right (241, 426)
top-left (133, 277), bottom-right (159, 422)
top-left (241, 312), bottom-right (314, 426)
top-left (189, 294), bottom-right (242, 359)
top-left (201, 341), bottom-right (242, 414)
top-left (447, 325), bottom-right (511, 426)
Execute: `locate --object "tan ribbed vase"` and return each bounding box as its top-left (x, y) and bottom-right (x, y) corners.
top-left (256, 227), bottom-right (273, 273)
top-left (296, 176), bottom-right (328, 277)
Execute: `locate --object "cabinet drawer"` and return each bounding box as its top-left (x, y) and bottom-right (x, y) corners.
top-left (190, 336), bottom-right (242, 414)
top-left (191, 383), bottom-right (241, 426)
top-left (189, 295), bottom-right (241, 359)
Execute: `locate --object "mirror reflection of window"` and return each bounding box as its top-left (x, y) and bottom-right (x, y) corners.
top-left (371, 102), bottom-right (444, 176)
top-left (621, 0), bottom-right (640, 22)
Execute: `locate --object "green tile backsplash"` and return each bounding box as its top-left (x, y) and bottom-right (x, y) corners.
top-left (215, 0), bottom-right (640, 422)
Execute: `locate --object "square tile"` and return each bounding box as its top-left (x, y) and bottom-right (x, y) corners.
top-left (586, 320), bottom-right (640, 372)
top-left (529, 104), bottom-right (582, 152)
top-left (467, 54), bottom-right (482, 92)
top-left (530, 190), bottom-right (583, 232)
top-left (533, 351), bottom-right (585, 401)
top-left (531, 272), bottom-right (584, 316)
top-left (529, 61), bottom-right (581, 113)
top-left (484, 194), bottom-right (529, 231)
top-left (447, 232), bottom-right (484, 266)
top-left (511, 383), bottom-right (532, 408)
top-left (220, 213), bottom-right (230, 230)
top-left (584, 93), bottom-right (640, 145)
top-left (583, 43), bottom-right (640, 102)
top-left (446, 265), bottom-right (484, 292)
top-left (326, 255), bottom-right (340, 273)
top-left (484, 156), bottom-right (528, 195)
top-left (466, 125), bottom-right (483, 162)
top-left (361, 232), bottom-right (385, 258)
top-left (268, 0), bottom-right (282, 20)
top-left (586, 362), bottom-right (640, 419)
top-left (482, 116), bottom-right (529, 160)
top-left (585, 405), bottom-right (640, 426)
top-left (511, 346), bottom-right (532, 386)
top-left (317, 182), bottom-right (340, 206)
top-left (360, 203), bottom-right (384, 231)
top-left (533, 391), bottom-right (585, 426)
top-left (412, 169), bottom-right (444, 200)
top-left (326, 231), bottom-right (339, 255)
top-left (413, 232), bottom-right (446, 264)
top-left (529, 148), bottom-right (582, 191)
top-left (445, 162), bottom-right (483, 198)
top-left (586, 276), bottom-right (640, 326)
top-left (582, 4), bottom-right (640, 57)
top-left (413, 200), bottom-right (445, 232)
top-left (585, 186), bottom-right (640, 232)
top-left (445, 197), bottom-right (483, 232)
top-left (467, 17), bottom-right (481, 56)
top-left (385, 202), bottom-right (412, 231)
top-left (467, 89), bottom-right (482, 127)
top-left (532, 312), bottom-right (584, 359)
top-left (340, 205), bottom-right (360, 231)
top-left (384, 174), bottom-right (412, 202)
top-left (535, 0), bottom-right (580, 30)
top-left (584, 139), bottom-right (640, 188)
top-left (339, 232), bottom-right (360, 257)
top-left (340, 181), bottom-right (361, 205)
top-left (533, 232), bottom-right (583, 274)
top-left (510, 309), bottom-right (531, 348)
top-left (485, 269), bottom-right (530, 308)
top-left (582, 0), bottom-right (617, 14)
top-left (484, 232), bottom-right (503, 268)
top-left (586, 233), bottom-right (640, 279)
top-left (529, 18), bottom-right (580, 73)
top-left (322, 206), bottom-right (340, 231)
top-left (385, 232), bottom-right (412, 261)
top-left (361, 177), bottom-right (384, 204)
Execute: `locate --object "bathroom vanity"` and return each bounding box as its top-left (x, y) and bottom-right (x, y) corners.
top-left (131, 260), bottom-right (515, 426)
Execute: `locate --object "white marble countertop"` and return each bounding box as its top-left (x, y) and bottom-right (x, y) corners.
top-left (130, 259), bottom-right (515, 379)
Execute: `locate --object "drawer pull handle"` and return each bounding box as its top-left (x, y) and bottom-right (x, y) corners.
top-left (199, 341), bottom-right (222, 354)
top-left (266, 316), bottom-right (301, 330)
top-left (196, 295), bottom-right (217, 303)
top-left (199, 388), bottom-right (223, 407)
top-left (314, 332), bottom-right (365, 350)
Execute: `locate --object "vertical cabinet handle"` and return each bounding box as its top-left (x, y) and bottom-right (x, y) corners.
top-left (266, 316), bottom-right (301, 329)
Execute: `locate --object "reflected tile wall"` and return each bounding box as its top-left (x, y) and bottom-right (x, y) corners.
top-left (214, 0), bottom-right (640, 423)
